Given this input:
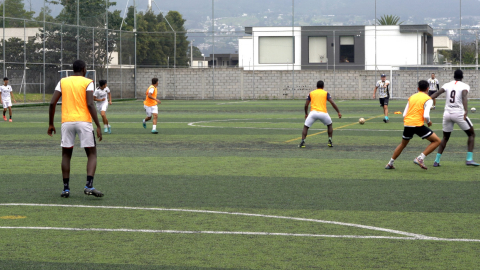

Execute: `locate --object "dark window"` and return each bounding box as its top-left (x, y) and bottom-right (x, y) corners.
top-left (339, 36), bottom-right (354, 63)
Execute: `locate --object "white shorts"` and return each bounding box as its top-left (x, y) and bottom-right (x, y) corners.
top-left (96, 102), bottom-right (108, 112)
top-left (144, 105), bottom-right (158, 117)
top-left (2, 99), bottom-right (12, 108)
top-left (443, 112), bottom-right (473, 132)
top-left (61, 122), bottom-right (96, 148)
top-left (304, 111), bottom-right (332, 128)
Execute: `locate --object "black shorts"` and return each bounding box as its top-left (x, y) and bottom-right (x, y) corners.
top-left (402, 126), bottom-right (433, 140)
top-left (379, 97), bottom-right (389, 107)
top-left (428, 90), bottom-right (437, 97)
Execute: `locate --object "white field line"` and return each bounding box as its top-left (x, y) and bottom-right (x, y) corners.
top-left (2, 204), bottom-right (480, 242)
top-left (216, 101), bottom-right (252, 105)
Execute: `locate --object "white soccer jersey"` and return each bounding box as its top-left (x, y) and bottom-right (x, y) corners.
top-left (428, 78), bottom-right (439, 91)
top-left (93, 87), bottom-right (110, 102)
top-left (441, 80), bottom-right (470, 113)
top-left (0, 85), bottom-right (12, 101)
top-left (376, 80), bottom-right (390, 98)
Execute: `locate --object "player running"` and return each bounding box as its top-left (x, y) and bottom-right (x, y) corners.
top-left (373, 74), bottom-right (390, 123)
top-left (0, 77), bottom-right (16, 122)
top-left (428, 73), bottom-right (439, 110)
top-left (385, 80), bottom-right (441, 170)
top-left (298, 80), bottom-right (342, 148)
top-left (48, 60), bottom-right (104, 198)
top-left (142, 78), bottom-right (161, 134)
top-left (430, 69), bottom-right (479, 166)
top-left (93, 80), bottom-right (112, 134)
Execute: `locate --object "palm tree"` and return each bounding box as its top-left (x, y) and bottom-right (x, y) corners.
top-left (376, 15), bottom-right (404, 25)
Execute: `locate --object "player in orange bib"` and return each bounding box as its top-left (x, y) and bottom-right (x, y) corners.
top-left (385, 80), bottom-right (441, 170)
top-left (48, 60), bottom-right (104, 198)
top-left (298, 80), bottom-right (342, 148)
top-left (142, 78), bottom-right (161, 134)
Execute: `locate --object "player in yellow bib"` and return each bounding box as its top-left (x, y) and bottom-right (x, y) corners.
top-left (386, 80), bottom-right (441, 170)
top-left (298, 80), bottom-right (342, 148)
top-left (48, 60), bottom-right (104, 198)
top-left (142, 78), bottom-right (161, 134)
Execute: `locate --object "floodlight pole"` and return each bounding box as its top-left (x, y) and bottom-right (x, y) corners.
top-left (106, 0), bottom-right (109, 81)
top-left (77, 0), bottom-right (79, 59)
top-left (476, 30), bottom-right (478, 70)
top-left (3, 0), bottom-right (5, 76)
top-left (134, 0), bottom-right (137, 98)
top-left (292, 0), bottom-right (294, 99)
top-left (375, 0), bottom-right (377, 76)
top-left (460, 0), bottom-right (462, 68)
top-left (212, 0), bottom-right (215, 99)
top-left (153, 0), bottom-right (176, 99)
top-left (43, 0), bottom-right (46, 102)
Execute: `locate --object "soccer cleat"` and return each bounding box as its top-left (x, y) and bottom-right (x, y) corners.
top-left (104, 127), bottom-right (108, 133)
top-left (466, 160), bottom-right (480, 166)
top-left (151, 130), bottom-right (158, 134)
top-left (298, 141), bottom-right (305, 148)
top-left (432, 106), bottom-right (436, 110)
top-left (108, 126), bottom-right (111, 134)
top-left (413, 157), bottom-right (428, 170)
top-left (142, 121), bottom-right (146, 129)
top-left (2, 116), bottom-right (6, 121)
top-left (8, 119), bottom-right (12, 122)
top-left (84, 187), bottom-right (104, 197)
top-left (328, 139), bottom-right (333, 147)
top-left (383, 118), bottom-right (389, 123)
top-left (61, 189), bottom-right (70, 198)
top-left (385, 163), bottom-right (395, 169)
top-left (433, 162), bottom-right (441, 167)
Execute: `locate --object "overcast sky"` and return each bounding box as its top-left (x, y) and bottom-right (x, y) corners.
top-left (28, 0), bottom-right (480, 25)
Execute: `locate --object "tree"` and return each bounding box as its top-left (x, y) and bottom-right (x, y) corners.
top-left (122, 8), bottom-right (191, 68)
top-left (438, 41), bottom-right (477, 65)
top-left (376, 15), bottom-right (403, 25)
top-left (39, 0), bottom-right (122, 79)
top-left (0, 0), bottom-right (35, 27)
top-left (187, 46), bottom-right (203, 58)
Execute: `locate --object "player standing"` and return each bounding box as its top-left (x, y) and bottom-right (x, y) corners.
top-left (93, 80), bottom-right (112, 134)
top-left (142, 78), bottom-right (161, 134)
top-left (0, 77), bottom-right (16, 122)
top-left (298, 80), bottom-right (342, 148)
top-left (427, 73), bottom-right (439, 110)
top-left (48, 60), bottom-right (104, 198)
top-left (385, 80), bottom-right (441, 170)
top-left (373, 74), bottom-right (390, 123)
top-left (430, 69), bottom-right (478, 166)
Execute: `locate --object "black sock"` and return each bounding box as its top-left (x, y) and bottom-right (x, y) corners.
top-left (9, 115), bottom-right (11, 119)
top-left (63, 178), bottom-right (70, 191)
top-left (2, 111), bottom-right (5, 116)
top-left (86, 176), bottom-right (94, 188)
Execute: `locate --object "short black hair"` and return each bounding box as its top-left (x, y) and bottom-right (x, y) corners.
top-left (99, 80), bottom-right (107, 87)
top-left (317, 80), bottom-right (324, 89)
top-left (454, 69), bottom-right (463, 80)
top-left (72, 60), bottom-right (86, 73)
top-left (431, 73), bottom-right (435, 75)
top-left (3, 77), bottom-right (8, 81)
top-left (152, 78), bottom-right (159, 85)
top-left (418, 80), bottom-right (429, 91)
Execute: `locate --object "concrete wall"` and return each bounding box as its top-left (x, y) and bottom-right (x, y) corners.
top-left (135, 68), bottom-right (480, 100)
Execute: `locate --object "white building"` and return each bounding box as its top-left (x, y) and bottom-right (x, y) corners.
top-left (239, 25), bottom-right (446, 71)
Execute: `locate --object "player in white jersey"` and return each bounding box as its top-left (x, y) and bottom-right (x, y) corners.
top-left (427, 73), bottom-right (439, 110)
top-left (0, 77), bottom-right (16, 122)
top-left (93, 80), bottom-right (112, 134)
top-left (373, 74), bottom-right (390, 123)
top-left (430, 69), bottom-right (479, 166)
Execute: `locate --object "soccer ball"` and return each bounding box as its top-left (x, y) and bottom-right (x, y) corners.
top-left (359, 118), bottom-right (366, 125)
top-left (471, 108), bottom-right (477, 113)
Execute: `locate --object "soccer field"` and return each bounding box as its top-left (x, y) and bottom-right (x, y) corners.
top-left (1, 99), bottom-right (480, 269)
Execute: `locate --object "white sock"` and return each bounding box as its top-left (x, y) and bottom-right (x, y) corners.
top-left (143, 119), bottom-right (146, 123)
top-left (153, 125), bottom-right (157, 130)
top-left (389, 158), bottom-right (395, 165)
top-left (418, 153), bottom-right (426, 160)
